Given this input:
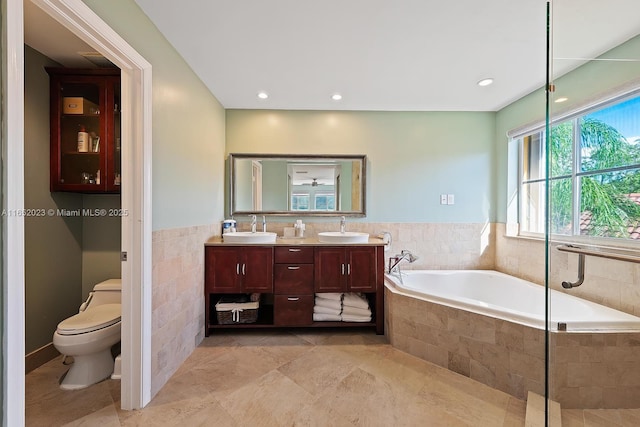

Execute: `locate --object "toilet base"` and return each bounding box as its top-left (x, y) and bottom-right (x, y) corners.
top-left (60, 348), bottom-right (114, 390)
top-left (111, 354), bottom-right (122, 380)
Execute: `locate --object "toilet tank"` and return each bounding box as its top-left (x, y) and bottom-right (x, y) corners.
top-left (88, 279), bottom-right (122, 306)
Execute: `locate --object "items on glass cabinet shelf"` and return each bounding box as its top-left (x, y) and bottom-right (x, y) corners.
top-left (77, 125), bottom-right (89, 152)
top-left (91, 133), bottom-right (100, 152)
top-left (81, 172), bottom-right (94, 185)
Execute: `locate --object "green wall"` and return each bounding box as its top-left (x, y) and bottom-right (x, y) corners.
top-left (495, 34), bottom-right (640, 223)
top-left (24, 46), bottom-right (84, 353)
top-left (83, 0), bottom-right (226, 230)
top-left (226, 110), bottom-right (496, 223)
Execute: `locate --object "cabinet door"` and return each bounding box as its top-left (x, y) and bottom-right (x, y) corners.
top-left (47, 68), bottom-right (121, 193)
top-left (241, 247), bottom-right (273, 292)
top-left (314, 247), bottom-right (346, 292)
top-left (347, 246), bottom-right (377, 292)
top-left (205, 247), bottom-right (242, 293)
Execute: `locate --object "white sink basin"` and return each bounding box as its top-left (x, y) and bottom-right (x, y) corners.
top-left (318, 231), bottom-right (370, 244)
top-left (223, 231), bottom-right (277, 244)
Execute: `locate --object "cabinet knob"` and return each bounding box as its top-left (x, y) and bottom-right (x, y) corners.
top-left (288, 248), bottom-right (302, 252)
top-left (287, 297), bottom-right (300, 301)
top-left (287, 266), bottom-right (300, 270)
top-left (242, 264), bottom-right (246, 275)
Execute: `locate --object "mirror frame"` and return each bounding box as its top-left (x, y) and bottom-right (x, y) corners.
top-left (229, 153), bottom-right (367, 217)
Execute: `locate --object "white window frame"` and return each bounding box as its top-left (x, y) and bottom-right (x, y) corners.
top-left (512, 87), bottom-right (640, 246)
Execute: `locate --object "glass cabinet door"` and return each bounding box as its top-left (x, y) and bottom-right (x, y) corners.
top-left (57, 80), bottom-right (104, 188)
top-left (47, 68), bottom-right (120, 193)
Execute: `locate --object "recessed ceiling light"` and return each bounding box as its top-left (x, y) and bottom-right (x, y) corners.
top-left (257, 91), bottom-right (269, 99)
top-left (477, 78), bottom-right (494, 87)
top-left (331, 93), bottom-right (342, 101)
top-left (555, 97), bottom-right (568, 103)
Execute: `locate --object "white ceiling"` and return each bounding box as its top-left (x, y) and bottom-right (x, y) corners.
top-left (25, 0), bottom-right (640, 112)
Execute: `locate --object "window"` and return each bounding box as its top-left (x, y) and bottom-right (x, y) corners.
top-left (314, 193), bottom-right (335, 211)
top-left (291, 193), bottom-right (310, 210)
top-left (518, 94), bottom-right (640, 241)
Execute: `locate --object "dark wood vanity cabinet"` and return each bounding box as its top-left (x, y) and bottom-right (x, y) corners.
top-left (204, 242), bottom-right (384, 335)
top-left (314, 246), bottom-right (378, 293)
top-left (205, 246), bottom-right (273, 293)
top-left (273, 247), bottom-right (314, 326)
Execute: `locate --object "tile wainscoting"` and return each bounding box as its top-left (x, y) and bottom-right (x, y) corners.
top-left (151, 224), bottom-right (217, 396)
top-left (495, 223), bottom-right (640, 317)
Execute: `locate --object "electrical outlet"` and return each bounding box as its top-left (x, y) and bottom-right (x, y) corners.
top-left (447, 194), bottom-right (455, 205)
top-left (440, 194), bottom-right (448, 205)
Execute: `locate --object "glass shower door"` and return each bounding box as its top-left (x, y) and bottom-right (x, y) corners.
top-left (546, 1), bottom-right (640, 424)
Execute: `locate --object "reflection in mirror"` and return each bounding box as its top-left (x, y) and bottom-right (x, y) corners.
top-left (229, 154), bottom-right (366, 216)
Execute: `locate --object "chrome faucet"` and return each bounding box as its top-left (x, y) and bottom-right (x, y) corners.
top-left (340, 216), bottom-right (346, 233)
top-left (388, 250), bottom-right (418, 284)
top-left (250, 215), bottom-right (257, 233)
top-left (262, 215), bottom-right (267, 232)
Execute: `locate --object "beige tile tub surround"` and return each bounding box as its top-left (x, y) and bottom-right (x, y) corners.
top-left (386, 287), bottom-right (640, 409)
top-left (495, 223), bottom-right (640, 318)
top-left (151, 224), bottom-right (217, 396)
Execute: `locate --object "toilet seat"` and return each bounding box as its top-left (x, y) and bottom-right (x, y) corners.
top-left (57, 303), bottom-right (121, 335)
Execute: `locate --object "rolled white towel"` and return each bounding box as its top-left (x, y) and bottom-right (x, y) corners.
top-left (315, 292), bottom-right (343, 301)
top-left (342, 293), bottom-right (370, 310)
top-left (313, 305), bottom-right (341, 316)
top-left (341, 314), bottom-right (372, 323)
top-left (313, 313), bottom-right (342, 322)
top-left (314, 297), bottom-right (342, 310)
top-left (341, 305), bottom-right (371, 317)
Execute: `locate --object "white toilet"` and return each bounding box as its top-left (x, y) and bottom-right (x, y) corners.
top-left (53, 278), bottom-right (121, 390)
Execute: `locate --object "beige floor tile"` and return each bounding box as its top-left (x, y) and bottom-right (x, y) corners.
top-left (216, 370), bottom-right (315, 425)
top-left (562, 409), bottom-right (586, 427)
top-left (278, 346), bottom-right (357, 396)
top-left (26, 331), bottom-right (640, 427)
top-left (62, 404), bottom-right (121, 427)
top-left (120, 393), bottom-right (236, 427)
top-left (503, 397), bottom-right (527, 427)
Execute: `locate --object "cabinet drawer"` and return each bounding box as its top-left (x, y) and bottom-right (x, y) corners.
top-left (275, 246), bottom-right (314, 264)
top-left (274, 295), bottom-right (313, 326)
top-left (274, 264), bottom-right (314, 294)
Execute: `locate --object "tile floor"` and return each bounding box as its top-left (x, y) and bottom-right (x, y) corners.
top-left (25, 329), bottom-right (640, 426)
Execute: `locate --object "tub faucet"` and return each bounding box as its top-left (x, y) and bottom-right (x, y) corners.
top-left (388, 250), bottom-right (418, 284)
top-left (340, 216), bottom-right (346, 233)
top-left (250, 215), bottom-right (257, 233)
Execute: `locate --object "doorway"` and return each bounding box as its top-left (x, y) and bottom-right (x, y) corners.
top-left (4, 0), bottom-right (152, 423)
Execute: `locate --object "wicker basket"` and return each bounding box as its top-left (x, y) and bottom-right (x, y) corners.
top-left (215, 300), bottom-right (259, 324)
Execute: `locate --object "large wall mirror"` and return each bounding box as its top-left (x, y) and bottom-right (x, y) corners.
top-left (229, 154), bottom-right (366, 216)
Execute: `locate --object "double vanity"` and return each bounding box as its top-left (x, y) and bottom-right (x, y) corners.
top-left (204, 233), bottom-right (386, 335)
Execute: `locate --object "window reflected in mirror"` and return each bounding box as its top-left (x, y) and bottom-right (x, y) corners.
top-left (229, 154), bottom-right (366, 216)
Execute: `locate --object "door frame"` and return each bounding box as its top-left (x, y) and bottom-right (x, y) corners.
top-left (5, 0), bottom-right (152, 422)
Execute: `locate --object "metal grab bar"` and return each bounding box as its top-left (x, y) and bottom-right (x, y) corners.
top-left (561, 253), bottom-right (585, 289)
top-left (556, 244), bottom-right (640, 289)
top-left (556, 244), bottom-right (640, 263)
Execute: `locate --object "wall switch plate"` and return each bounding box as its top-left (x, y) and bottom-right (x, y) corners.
top-left (447, 194), bottom-right (455, 205)
top-left (440, 194), bottom-right (448, 205)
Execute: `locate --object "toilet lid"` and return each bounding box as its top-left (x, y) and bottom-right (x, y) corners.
top-left (57, 304), bottom-right (121, 335)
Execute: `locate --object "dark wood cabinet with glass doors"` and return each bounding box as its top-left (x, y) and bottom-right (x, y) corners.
top-left (46, 68), bottom-right (121, 193)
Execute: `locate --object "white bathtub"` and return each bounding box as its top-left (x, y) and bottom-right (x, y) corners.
top-left (384, 270), bottom-right (640, 332)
